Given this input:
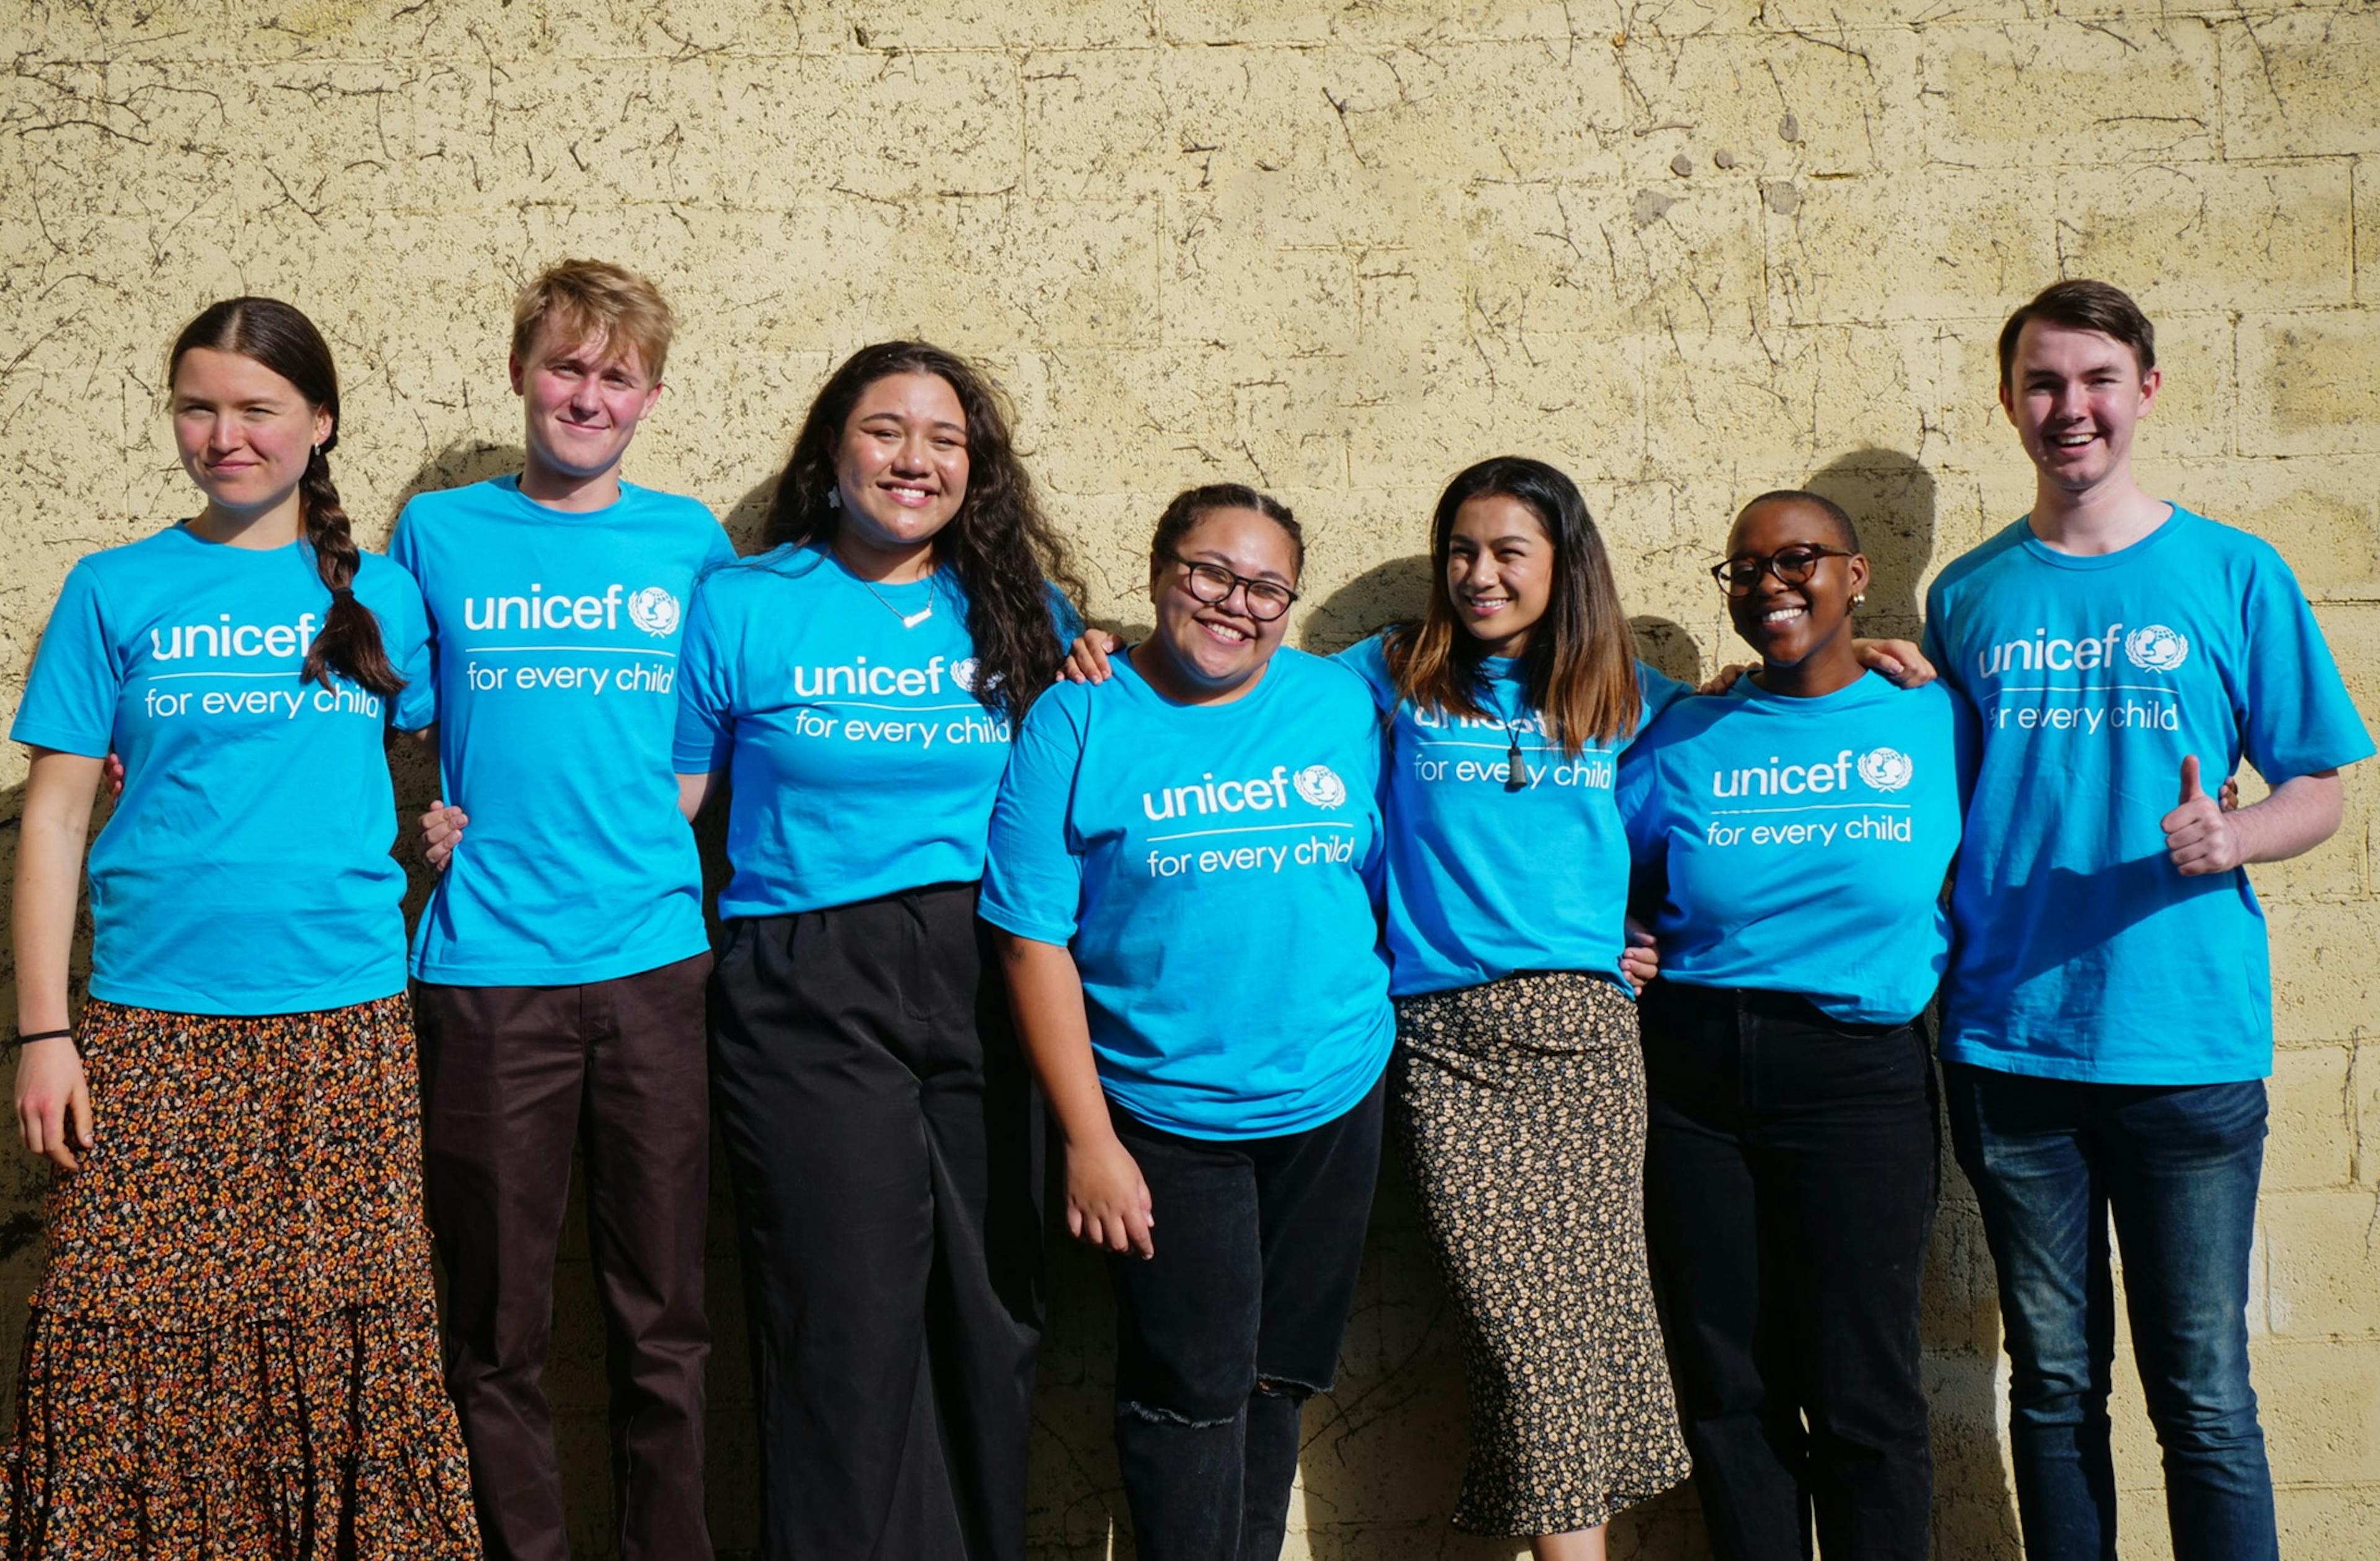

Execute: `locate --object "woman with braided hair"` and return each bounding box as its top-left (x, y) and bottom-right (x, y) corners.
top-left (4, 296), bottom-right (480, 1554)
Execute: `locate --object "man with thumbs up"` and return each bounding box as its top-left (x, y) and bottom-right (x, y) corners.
top-left (1920, 280), bottom-right (2372, 1561)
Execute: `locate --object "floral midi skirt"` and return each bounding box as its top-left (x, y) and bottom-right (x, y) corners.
top-left (1391, 971), bottom-right (1691, 1536)
top-left (0, 994), bottom-right (482, 1559)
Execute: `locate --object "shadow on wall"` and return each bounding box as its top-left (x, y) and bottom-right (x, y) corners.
top-left (389, 441), bottom-right (529, 541)
top-left (0, 778), bottom-right (57, 1284)
top-left (1300, 554), bottom-right (1430, 656)
top-left (1629, 616), bottom-right (1704, 689)
top-left (724, 474), bottom-right (775, 552)
top-left (1803, 449), bottom-right (1937, 648)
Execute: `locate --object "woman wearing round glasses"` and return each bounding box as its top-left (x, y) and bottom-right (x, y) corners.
top-left (1617, 490), bottom-right (1962, 1561)
top-left (981, 483), bottom-right (1393, 1561)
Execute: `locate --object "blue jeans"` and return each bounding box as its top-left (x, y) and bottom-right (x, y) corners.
top-left (1943, 1064), bottom-right (2276, 1561)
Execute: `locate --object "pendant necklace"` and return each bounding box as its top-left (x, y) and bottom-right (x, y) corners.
top-left (1501, 720), bottom-right (1531, 790)
top-left (857, 572), bottom-right (935, 629)
top-left (1495, 687), bottom-right (1532, 792)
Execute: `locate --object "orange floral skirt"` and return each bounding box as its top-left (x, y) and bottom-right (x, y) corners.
top-left (0, 994), bottom-right (482, 1558)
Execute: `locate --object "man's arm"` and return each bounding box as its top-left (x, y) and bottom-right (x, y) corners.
top-left (2163, 758), bottom-right (2342, 877)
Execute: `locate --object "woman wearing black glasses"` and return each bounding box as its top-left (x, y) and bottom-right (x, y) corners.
top-left (981, 484), bottom-right (1393, 1561)
top-left (1616, 490), bottom-right (1962, 1561)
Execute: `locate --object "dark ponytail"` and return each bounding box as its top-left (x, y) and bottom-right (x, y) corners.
top-left (169, 298), bottom-right (403, 698)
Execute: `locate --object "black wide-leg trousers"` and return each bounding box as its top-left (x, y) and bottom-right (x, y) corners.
top-left (708, 882), bottom-right (1045, 1561)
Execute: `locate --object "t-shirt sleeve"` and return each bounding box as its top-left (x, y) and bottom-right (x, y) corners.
top-left (1614, 735), bottom-right (1672, 913)
top-left (979, 693), bottom-right (1089, 946)
top-left (1615, 732), bottom-right (1664, 860)
top-left (702, 522), bottom-right (739, 572)
top-left (2235, 552), bottom-right (2375, 783)
top-left (1044, 582), bottom-right (1085, 644)
top-left (380, 572), bottom-right (438, 732)
top-left (9, 563), bottom-right (120, 757)
top-left (1334, 634), bottom-right (1399, 715)
top-left (1636, 660), bottom-right (1693, 728)
top-left (672, 578), bottom-right (736, 774)
top-left (1921, 578), bottom-right (1959, 698)
top-left (386, 503), bottom-right (422, 578)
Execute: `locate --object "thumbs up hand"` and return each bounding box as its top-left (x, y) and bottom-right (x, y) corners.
top-left (2163, 754), bottom-right (2246, 876)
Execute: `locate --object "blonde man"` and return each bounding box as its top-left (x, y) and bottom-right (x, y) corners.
top-left (392, 260), bottom-right (734, 1561)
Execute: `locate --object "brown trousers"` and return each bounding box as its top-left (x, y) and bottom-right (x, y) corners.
top-left (415, 952), bottom-right (713, 1561)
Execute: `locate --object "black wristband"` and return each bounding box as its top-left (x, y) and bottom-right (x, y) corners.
top-left (9, 1029), bottom-right (72, 1049)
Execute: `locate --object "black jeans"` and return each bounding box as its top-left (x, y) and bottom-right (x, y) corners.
top-left (1639, 981), bottom-right (1939, 1561)
top-left (708, 883), bottom-right (1044, 1561)
top-left (1106, 1076), bottom-right (1386, 1561)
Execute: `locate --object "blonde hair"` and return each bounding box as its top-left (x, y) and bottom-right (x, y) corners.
top-left (511, 259), bottom-right (676, 379)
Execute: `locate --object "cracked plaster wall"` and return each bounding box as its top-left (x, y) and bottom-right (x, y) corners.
top-left (4, 1), bottom-right (2379, 1556)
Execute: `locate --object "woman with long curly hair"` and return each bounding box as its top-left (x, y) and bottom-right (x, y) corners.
top-left (673, 340), bottom-right (1083, 1561)
top-left (4, 297), bottom-right (478, 1554)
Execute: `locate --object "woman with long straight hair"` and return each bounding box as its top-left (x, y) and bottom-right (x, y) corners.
top-left (1342, 456), bottom-right (1691, 1558)
top-left (4, 297), bottom-right (480, 1553)
top-left (673, 340), bottom-right (1083, 1561)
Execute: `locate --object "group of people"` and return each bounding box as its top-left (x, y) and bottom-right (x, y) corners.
top-left (2, 262), bottom-right (2363, 1561)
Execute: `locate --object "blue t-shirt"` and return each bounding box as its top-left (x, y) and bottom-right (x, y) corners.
top-left (979, 648), bottom-right (1395, 1140)
top-left (1923, 508), bottom-right (2373, 1083)
top-left (674, 543), bottom-right (1082, 917)
top-left (1340, 633), bottom-right (1691, 997)
top-left (389, 477), bottom-right (736, 986)
top-left (1617, 671), bottom-right (1963, 1025)
top-left (10, 524), bottom-right (434, 1016)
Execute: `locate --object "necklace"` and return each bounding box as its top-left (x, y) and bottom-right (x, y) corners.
top-left (1499, 715), bottom-right (1531, 791)
top-left (855, 572), bottom-right (935, 629)
top-left (1490, 683), bottom-right (1532, 792)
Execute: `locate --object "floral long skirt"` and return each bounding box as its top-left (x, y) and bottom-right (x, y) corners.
top-left (1391, 971), bottom-right (1691, 1537)
top-left (0, 994), bottom-right (482, 1558)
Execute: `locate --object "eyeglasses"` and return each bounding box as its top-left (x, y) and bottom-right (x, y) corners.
top-left (1709, 545), bottom-right (1854, 596)
top-left (1166, 552), bottom-right (1300, 621)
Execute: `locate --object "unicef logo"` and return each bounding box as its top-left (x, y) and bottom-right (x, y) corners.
top-left (1292, 764), bottom-right (1348, 809)
top-left (1857, 748), bottom-right (1915, 793)
top-left (2124, 624), bottom-right (2190, 673)
top-left (950, 657), bottom-right (981, 692)
top-left (626, 586), bottom-right (681, 637)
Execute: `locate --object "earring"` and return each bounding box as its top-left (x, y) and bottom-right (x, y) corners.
top-left (827, 489), bottom-right (842, 510)
top-left (1853, 593), bottom-right (1867, 605)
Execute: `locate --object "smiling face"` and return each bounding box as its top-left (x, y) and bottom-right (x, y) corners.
top-left (1445, 492), bottom-right (1554, 658)
top-left (832, 371), bottom-right (969, 572)
top-left (170, 346), bottom-right (332, 529)
top-left (511, 318), bottom-right (664, 490)
top-left (1722, 496), bottom-right (1868, 672)
top-left (1146, 505), bottom-right (1299, 699)
top-left (2000, 319), bottom-right (2160, 497)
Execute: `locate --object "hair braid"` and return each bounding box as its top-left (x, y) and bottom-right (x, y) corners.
top-left (299, 445), bottom-right (402, 697)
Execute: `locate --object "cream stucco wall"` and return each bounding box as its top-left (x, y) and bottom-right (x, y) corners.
top-left (4, 2), bottom-right (2378, 1557)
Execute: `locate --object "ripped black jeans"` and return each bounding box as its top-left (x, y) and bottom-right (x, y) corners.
top-left (1104, 1076), bottom-right (1386, 1561)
